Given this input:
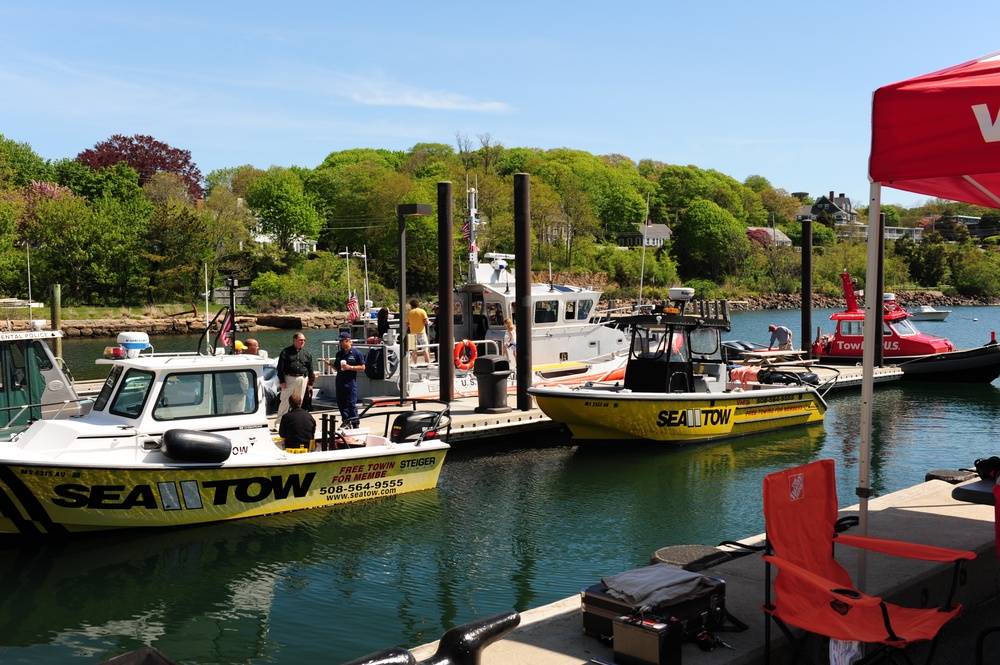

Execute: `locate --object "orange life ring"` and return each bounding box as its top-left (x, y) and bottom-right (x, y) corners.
top-left (454, 339), bottom-right (478, 370)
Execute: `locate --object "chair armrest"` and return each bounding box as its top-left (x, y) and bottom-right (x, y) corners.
top-left (762, 554), bottom-right (882, 609)
top-left (835, 533), bottom-right (976, 563)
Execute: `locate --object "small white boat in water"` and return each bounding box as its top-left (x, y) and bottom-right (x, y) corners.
top-left (908, 304), bottom-right (951, 321)
top-left (0, 328), bottom-right (449, 537)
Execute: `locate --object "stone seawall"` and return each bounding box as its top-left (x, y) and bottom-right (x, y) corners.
top-left (5, 290), bottom-right (998, 337)
top-left (4, 312), bottom-right (353, 337)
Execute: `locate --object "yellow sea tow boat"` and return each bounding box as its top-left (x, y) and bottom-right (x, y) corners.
top-left (529, 290), bottom-right (827, 444)
top-left (0, 330), bottom-right (448, 537)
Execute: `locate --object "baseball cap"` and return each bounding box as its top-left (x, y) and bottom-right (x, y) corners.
top-left (339, 332), bottom-right (352, 340)
top-left (234, 340), bottom-right (247, 350)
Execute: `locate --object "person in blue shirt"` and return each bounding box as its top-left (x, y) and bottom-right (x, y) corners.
top-left (325, 332), bottom-right (366, 428)
top-left (767, 324), bottom-right (793, 351)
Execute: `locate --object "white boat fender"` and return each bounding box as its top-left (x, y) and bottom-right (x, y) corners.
top-left (161, 429), bottom-right (232, 463)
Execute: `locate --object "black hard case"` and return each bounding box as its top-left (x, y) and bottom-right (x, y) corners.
top-left (613, 614), bottom-right (684, 665)
top-left (581, 577), bottom-right (726, 640)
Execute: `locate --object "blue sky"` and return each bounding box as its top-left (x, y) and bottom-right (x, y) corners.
top-left (2, 1), bottom-right (999, 209)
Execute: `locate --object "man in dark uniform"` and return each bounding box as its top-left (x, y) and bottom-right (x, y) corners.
top-left (275, 333), bottom-right (315, 430)
top-left (277, 393), bottom-right (315, 450)
top-left (325, 331), bottom-right (366, 428)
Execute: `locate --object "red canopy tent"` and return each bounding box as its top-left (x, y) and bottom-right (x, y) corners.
top-left (856, 51), bottom-right (1000, 587)
top-left (870, 50), bottom-right (1000, 206)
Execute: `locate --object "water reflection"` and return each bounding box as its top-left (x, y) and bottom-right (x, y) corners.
top-left (7, 329), bottom-right (1000, 662)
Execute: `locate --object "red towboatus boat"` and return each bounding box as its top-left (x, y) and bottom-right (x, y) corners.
top-left (810, 272), bottom-right (1000, 383)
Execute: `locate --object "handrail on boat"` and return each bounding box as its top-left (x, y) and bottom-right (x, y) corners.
top-left (319, 338), bottom-right (504, 375)
top-left (0, 396), bottom-right (95, 432)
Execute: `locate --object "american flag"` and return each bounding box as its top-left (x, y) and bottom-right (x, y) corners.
top-left (219, 308), bottom-right (234, 349)
top-left (347, 291), bottom-right (360, 323)
top-left (461, 221), bottom-right (470, 240)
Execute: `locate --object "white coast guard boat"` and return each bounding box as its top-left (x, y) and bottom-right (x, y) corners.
top-left (0, 328), bottom-right (448, 537)
top-left (313, 255), bottom-right (630, 403)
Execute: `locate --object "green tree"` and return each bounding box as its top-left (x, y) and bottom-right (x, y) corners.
top-left (673, 200), bottom-right (751, 281)
top-left (0, 135), bottom-right (52, 188)
top-left (743, 174), bottom-right (772, 193)
top-left (950, 245), bottom-right (1000, 296)
top-left (245, 167), bottom-right (322, 258)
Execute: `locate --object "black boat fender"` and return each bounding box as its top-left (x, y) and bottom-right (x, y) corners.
top-left (161, 429), bottom-right (232, 463)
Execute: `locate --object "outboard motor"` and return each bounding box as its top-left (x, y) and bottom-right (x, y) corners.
top-left (721, 340), bottom-right (757, 363)
top-left (390, 411), bottom-right (442, 443)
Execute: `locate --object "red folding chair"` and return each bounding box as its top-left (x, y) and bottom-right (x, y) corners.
top-left (762, 459), bottom-right (975, 664)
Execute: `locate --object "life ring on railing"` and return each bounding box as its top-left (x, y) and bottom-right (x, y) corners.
top-left (454, 339), bottom-right (478, 370)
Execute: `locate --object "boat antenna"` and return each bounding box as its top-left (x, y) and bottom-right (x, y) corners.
top-left (549, 262), bottom-right (554, 292)
top-left (203, 262), bottom-right (210, 327)
top-left (362, 244), bottom-right (370, 307)
top-left (638, 192), bottom-right (650, 309)
top-left (467, 175), bottom-right (479, 284)
top-left (25, 240), bottom-right (33, 328)
top-left (344, 245), bottom-right (351, 296)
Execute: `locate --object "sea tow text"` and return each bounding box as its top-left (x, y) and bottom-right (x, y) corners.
top-left (656, 408), bottom-right (733, 428)
top-left (49, 473), bottom-right (316, 510)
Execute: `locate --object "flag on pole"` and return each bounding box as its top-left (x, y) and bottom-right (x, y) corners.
top-left (219, 308), bottom-right (234, 349)
top-left (462, 221), bottom-right (470, 240)
top-left (347, 291), bottom-right (360, 323)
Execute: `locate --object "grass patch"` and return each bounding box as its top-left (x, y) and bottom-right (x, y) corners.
top-left (1, 304), bottom-right (217, 320)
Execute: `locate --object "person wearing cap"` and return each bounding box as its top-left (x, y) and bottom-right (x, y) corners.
top-left (767, 324), bottom-right (793, 351)
top-left (233, 340), bottom-right (247, 354)
top-left (325, 332), bottom-right (366, 428)
top-left (275, 333), bottom-right (315, 430)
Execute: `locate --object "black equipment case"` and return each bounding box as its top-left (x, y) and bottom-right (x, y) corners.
top-left (581, 577), bottom-right (727, 640)
top-left (612, 614), bottom-right (684, 665)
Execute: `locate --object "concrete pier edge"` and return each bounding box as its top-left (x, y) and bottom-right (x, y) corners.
top-left (410, 475), bottom-right (1000, 665)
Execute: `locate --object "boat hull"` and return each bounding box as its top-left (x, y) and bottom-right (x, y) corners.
top-left (816, 344), bottom-right (1000, 383)
top-left (529, 386), bottom-right (826, 444)
top-left (898, 344), bottom-right (1000, 383)
top-left (0, 445), bottom-right (448, 536)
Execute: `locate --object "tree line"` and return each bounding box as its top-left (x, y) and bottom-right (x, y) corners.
top-left (2, 132), bottom-right (999, 311)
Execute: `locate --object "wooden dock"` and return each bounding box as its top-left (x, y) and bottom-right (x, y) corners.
top-left (72, 361), bottom-right (903, 448)
top-left (736, 350), bottom-right (904, 392)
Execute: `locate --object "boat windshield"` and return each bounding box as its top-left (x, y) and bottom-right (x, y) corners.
top-left (93, 365), bottom-right (124, 412)
top-left (689, 328), bottom-right (720, 356)
top-left (109, 369), bottom-right (155, 418)
top-left (889, 319), bottom-right (920, 337)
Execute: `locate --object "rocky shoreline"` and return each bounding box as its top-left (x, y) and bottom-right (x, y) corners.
top-left (4, 291), bottom-right (997, 337)
top-left (729, 290), bottom-right (1000, 311)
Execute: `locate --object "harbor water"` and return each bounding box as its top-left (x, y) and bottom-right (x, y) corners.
top-left (3, 307), bottom-right (1000, 664)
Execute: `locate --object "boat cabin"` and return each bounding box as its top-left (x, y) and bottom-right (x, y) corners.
top-left (0, 330), bottom-right (87, 428)
top-left (622, 297), bottom-right (732, 394)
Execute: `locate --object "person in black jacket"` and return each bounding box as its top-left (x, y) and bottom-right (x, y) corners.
top-left (274, 333), bottom-right (315, 430)
top-left (278, 393), bottom-right (315, 450)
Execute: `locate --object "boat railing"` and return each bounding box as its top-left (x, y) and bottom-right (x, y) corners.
top-left (0, 397), bottom-right (95, 432)
top-left (319, 338), bottom-right (504, 376)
